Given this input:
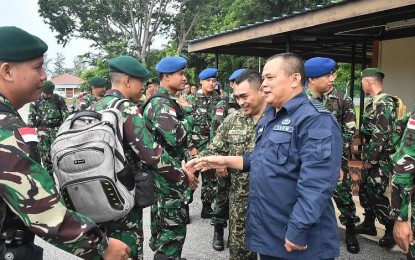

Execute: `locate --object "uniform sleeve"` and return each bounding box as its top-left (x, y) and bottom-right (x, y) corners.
top-left (286, 115), bottom-right (342, 246)
top-left (390, 114), bottom-right (415, 221)
top-left (341, 96), bottom-right (356, 168)
top-left (210, 99), bottom-right (227, 140)
top-left (27, 103), bottom-right (37, 128)
top-left (60, 97), bottom-right (70, 120)
top-left (80, 96), bottom-right (88, 111)
top-left (0, 129), bottom-right (107, 259)
top-left (123, 104), bottom-right (188, 184)
top-left (365, 97), bottom-right (395, 164)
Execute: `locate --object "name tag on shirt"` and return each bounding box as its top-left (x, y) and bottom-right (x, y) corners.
top-left (273, 125), bottom-right (293, 133)
top-left (229, 130), bottom-right (246, 135)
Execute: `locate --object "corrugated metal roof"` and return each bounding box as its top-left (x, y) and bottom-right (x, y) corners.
top-left (51, 73), bottom-right (83, 85)
top-left (188, 0), bottom-right (347, 43)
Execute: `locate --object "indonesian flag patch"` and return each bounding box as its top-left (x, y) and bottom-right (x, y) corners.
top-left (136, 108), bottom-right (141, 115)
top-left (80, 99), bottom-right (87, 105)
top-left (216, 108), bottom-right (224, 116)
top-left (408, 117), bottom-right (415, 130)
top-left (18, 127), bottom-right (38, 143)
top-left (168, 107), bottom-right (177, 117)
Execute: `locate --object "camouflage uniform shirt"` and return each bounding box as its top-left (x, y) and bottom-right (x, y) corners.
top-left (80, 93), bottom-right (100, 111)
top-left (0, 95), bottom-right (108, 259)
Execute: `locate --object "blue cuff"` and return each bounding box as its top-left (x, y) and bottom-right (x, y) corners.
top-left (285, 224), bottom-right (307, 247)
top-left (242, 154), bottom-right (251, 172)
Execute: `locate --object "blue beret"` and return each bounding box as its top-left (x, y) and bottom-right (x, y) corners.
top-left (88, 76), bottom-right (107, 87)
top-left (199, 68), bottom-right (218, 80)
top-left (109, 56), bottom-right (149, 78)
top-left (0, 26), bottom-right (48, 61)
top-left (156, 57), bottom-right (187, 73)
top-left (304, 57), bottom-right (336, 78)
top-left (229, 69), bottom-right (246, 81)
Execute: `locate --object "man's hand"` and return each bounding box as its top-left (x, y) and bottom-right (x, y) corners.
top-left (186, 156), bottom-right (228, 173)
top-left (189, 148), bottom-right (199, 157)
top-left (216, 168), bottom-right (228, 177)
top-left (103, 238), bottom-right (131, 260)
top-left (182, 160), bottom-right (199, 190)
top-left (284, 238), bottom-right (307, 252)
top-left (338, 169), bottom-right (344, 181)
top-left (394, 220), bottom-right (413, 253)
top-left (176, 96), bottom-right (192, 108)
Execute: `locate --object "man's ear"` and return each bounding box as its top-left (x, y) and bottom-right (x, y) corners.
top-left (0, 62), bottom-right (13, 82)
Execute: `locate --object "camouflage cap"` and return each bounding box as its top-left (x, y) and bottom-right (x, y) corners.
top-left (108, 56), bottom-right (149, 79)
top-left (146, 77), bottom-right (160, 86)
top-left (42, 81), bottom-right (55, 94)
top-left (0, 26), bottom-right (48, 61)
top-left (361, 68), bottom-right (385, 79)
top-left (88, 76), bottom-right (107, 88)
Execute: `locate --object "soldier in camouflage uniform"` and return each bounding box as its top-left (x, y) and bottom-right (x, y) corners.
top-left (89, 55), bottom-right (194, 260)
top-left (356, 68), bottom-right (396, 248)
top-left (187, 68), bottom-right (221, 218)
top-left (182, 82), bottom-right (191, 100)
top-left (208, 68), bottom-right (244, 251)
top-left (145, 77), bottom-right (159, 101)
top-left (79, 76), bottom-right (107, 110)
top-left (200, 70), bottom-right (264, 259)
top-left (390, 110), bottom-right (415, 259)
top-left (0, 25), bottom-right (130, 260)
top-left (304, 57), bottom-right (360, 253)
top-left (28, 80), bottom-right (69, 177)
top-left (141, 57), bottom-right (197, 260)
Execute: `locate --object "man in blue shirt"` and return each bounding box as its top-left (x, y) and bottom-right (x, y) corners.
top-left (187, 53), bottom-right (343, 259)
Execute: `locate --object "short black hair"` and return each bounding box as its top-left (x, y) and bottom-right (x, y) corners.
top-left (234, 69), bottom-right (262, 90)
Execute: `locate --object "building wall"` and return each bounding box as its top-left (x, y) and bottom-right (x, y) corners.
top-left (379, 37), bottom-right (415, 111)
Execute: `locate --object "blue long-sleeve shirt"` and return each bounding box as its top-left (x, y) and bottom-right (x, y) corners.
top-left (242, 92), bottom-right (342, 259)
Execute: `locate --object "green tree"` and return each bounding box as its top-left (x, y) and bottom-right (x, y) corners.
top-left (52, 52), bottom-right (67, 76)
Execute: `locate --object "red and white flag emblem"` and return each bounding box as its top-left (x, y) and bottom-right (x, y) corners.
top-left (18, 127), bottom-right (38, 143)
top-left (80, 99), bottom-right (87, 105)
top-left (216, 108), bottom-right (224, 116)
top-left (168, 107), bottom-right (177, 117)
top-left (408, 117), bottom-right (415, 130)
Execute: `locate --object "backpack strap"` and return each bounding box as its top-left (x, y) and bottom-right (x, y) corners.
top-left (371, 93), bottom-right (389, 111)
top-left (140, 93), bottom-right (184, 120)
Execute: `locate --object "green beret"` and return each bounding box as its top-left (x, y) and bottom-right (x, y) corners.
top-left (146, 77), bottom-right (160, 86)
top-left (88, 76), bottom-right (107, 88)
top-left (0, 26), bottom-right (48, 62)
top-left (361, 68), bottom-right (385, 79)
top-left (42, 81), bottom-right (55, 94)
top-left (108, 56), bottom-right (149, 78)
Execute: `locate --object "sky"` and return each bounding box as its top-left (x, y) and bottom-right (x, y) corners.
top-left (0, 0), bottom-right (167, 68)
top-left (0, 0), bottom-right (93, 67)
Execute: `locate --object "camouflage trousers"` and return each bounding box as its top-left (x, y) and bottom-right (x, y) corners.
top-left (358, 161), bottom-right (393, 225)
top-left (37, 127), bottom-right (58, 177)
top-left (149, 196), bottom-right (187, 259)
top-left (100, 207), bottom-right (143, 260)
top-left (229, 194), bottom-right (257, 260)
top-left (190, 169), bottom-right (217, 204)
top-left (210, 175), bottom-right (231, 227)
top-left (332, 166), bottom-right (360, 225)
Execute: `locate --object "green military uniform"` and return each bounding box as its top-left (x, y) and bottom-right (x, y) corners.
top-left (390, 111), bottom-right (415, 259)
top-left (200, 109), bottom-right (257, 259)
top-left (89, 88), bottom-right (189, 259)
top-left (79, 93), bottom-right (100, 111)
top-left (306, 87), bottom-right (360, 225)
top-left (187, 89), bottom-right (221, 207)
top-left (28, 91), bottom-right (68, 177)
top-left (360, 91), bottom-right (396, 225)
top-left (142, 86), bottom-right (193, 259)
top-left (0, 95), bottom-right (109, 260)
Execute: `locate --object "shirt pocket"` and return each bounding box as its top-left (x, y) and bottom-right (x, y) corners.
top-left (266, 132), bottom-right (292, 164)
top-left (308, 129), bottom-right (332, 161)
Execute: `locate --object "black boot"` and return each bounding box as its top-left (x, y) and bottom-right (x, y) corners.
top-left (345, 224), bottom-right (360, 254)
top-left (355, 215), bottom-right (377, 236)
top-left (212, 225), bottom-right (224, 251)
top-left (201, 203), bottom-right (213, 219)
top-left (184, 204), bottom-right (190, 224)
top-left (379, 222), bottom-right (396, 248)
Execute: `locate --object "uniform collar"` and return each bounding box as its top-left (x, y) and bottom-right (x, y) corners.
top-left (105, 89), bottom-right (127, 99)
top-left (0, 94), bottom-right (18, 113)
top-left (281, 91), bottom-right (308, 116)
top-left (158, 86), bottom-right (178, 100)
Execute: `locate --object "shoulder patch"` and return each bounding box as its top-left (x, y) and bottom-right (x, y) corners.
top-left (310, 99), bottom-right (331, 114)
top-left (18, 127), bottom-right (38, 143)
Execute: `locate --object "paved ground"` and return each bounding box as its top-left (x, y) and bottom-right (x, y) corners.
top-left (18, 104), bottom-right (407, 259)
